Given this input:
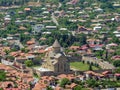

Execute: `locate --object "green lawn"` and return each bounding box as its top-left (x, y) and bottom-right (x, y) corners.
top-left (70, 62), bottom-right (99, 71)
top-left (81, 88), bottom-right (90, 90)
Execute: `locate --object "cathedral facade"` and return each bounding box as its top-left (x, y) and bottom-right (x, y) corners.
top-left (42, 40), bottom-right (70, 73)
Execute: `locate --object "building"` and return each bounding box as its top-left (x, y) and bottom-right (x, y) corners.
top-left (32, 24), bottom-right (44, 35)
top-left (41, 40), bottom-right (70, 73)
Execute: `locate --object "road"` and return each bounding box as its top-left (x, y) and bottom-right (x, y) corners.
top-left (51, 2), bottom-right (62, 26)
top-left (51, 13), bottom-right (59, 26)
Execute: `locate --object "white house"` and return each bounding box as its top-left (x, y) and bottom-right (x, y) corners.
top-left (113, 31), bottom-right (120, 38)
top-left (93, 26), bottom-right (102, 31)
top-left (32, 24), bottom-right (44, 35)
top-left (45, 26), bottom-right (57, 30)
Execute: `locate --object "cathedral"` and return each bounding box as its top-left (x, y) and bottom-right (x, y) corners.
top-left (42, 40), bottom-right (70, 73)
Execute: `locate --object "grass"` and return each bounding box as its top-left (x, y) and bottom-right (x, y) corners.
top-left (70, 62), bottom-right (100, 71)
top-left (81, 88), bottom-right (90, 90)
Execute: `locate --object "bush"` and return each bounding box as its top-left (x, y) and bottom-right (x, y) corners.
top-left (0, 71), bottom-right (6, 81)
top-left (113, 60), bottom-right (120, 67)
top-left (24, 60), bottom-right (33, 67)
top-left (60, 78), bottom-right (70, 88)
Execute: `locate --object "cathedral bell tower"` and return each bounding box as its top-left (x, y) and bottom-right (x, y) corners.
top-left (52, 40), bottom-right (61, 53)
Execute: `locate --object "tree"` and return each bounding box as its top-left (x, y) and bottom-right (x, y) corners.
top-left (73, 85), bottom-right (82, 90)
top-left (115, 67), bottom-right (120, 73)
top-left (0, 88), bottom-right (3, 90)
top-left (113, 60), bottom-right (120, 67)
top-left (0, 71), bottom-right (6, 81)
top-left (46, 86), bottom-right (53, 90)
top-left (25, 60), bottom-right (33, 67)
top-left (21, 48), bottom-right (29, 53)
top-left (89, 64), bottom-right (93, 70)
top-left (86, 79), bottom-right (99, 88)
top-left (60, 78), bottom-right (70, 88)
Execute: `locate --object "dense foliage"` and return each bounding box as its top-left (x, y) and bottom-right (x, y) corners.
top-left (0, 71), bottom-right (6, 81)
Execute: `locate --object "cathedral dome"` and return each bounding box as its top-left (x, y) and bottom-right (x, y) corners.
top-left (52, 39), bottom-right (61, 48)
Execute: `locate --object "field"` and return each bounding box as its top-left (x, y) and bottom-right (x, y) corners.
top-left (70, 62), bottom-right (100, 71)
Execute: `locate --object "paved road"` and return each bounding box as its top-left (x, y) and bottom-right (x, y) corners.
top-left (82, 56), bottom-right (115, 69)
top-left (51, 13), bottom-right (59, 26)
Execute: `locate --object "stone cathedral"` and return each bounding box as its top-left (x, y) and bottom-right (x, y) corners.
top-left (42, 40), bottom-right (70, 73)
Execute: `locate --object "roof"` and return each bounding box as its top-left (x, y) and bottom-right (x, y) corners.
top-left (24, 8), bottom-right (31, 11)
top-left (52, 40), bottom-right (61, 48)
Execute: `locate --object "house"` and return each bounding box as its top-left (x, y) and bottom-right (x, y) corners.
top-left (69, 46), bottom-right (80, 51)
top-left (84, 71), bottom-right (104, 80)
top-left (60, 28), bottom-right (67, 31)
top-left (26, 38), bottom-right (35, 45)
top-left (55, 86), bottom-right (64, 90)
top-left (93, 26), bottom-right (102, 31)
top-left (32, 24), bottom-right (44, 35)
top-left (42, 32), bottom-right (51, 35)
top-left (76, 75), bottom-right (85, 82)
top-left (0, 64), bottom-right (33, 90)
top-left (15, 20), bottom-right (22, 25)
top-left (113, 31), bottom-right (120, 38)
top-left (94, 8), bottom-right (103, 13)
top-left (45, 26), bottom-right (57, 30)
top-left (24, 8), bottom-right (31, 11)
top-left (111, 55), bottom-right (120, 60)
top-left (115, 16), bottom-right (120, 22)
top-left (76, 26), bottom-right (92, 34)
top-left (4, 15), bottom-right (11, 25)
top-left (102, 71), bottom-right (113, 78)
top-left (19, 26), bottom-right (27, 31)
top-left (65, 83), bottom-right (77, 89)
top-left (87, 39), bottom-right (102, 45)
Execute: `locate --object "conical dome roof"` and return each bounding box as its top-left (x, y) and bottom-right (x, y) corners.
top-left (53, 39), bottom-right (61, 48)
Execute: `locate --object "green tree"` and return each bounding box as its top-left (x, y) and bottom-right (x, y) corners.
top-left (115, 67), bottom-right (120, 73)
top-left (73, 85), bottom-right (82, 90)
top-left (89, 64), bottom-right (93, 70)
top-left (0, 88), bottom-right (3, 90)
top-left (0, 71), bottom-right (6, 81)
top-left (60, 78), bottom-right (70, 88)
top-left (25, 60), bottom-right (33, 67)
top-left (46, 86), bottom-right (53, 90)
top-left (113, 60), bottom-right (120, 67)
top-left (86, 79), bottom-right (99, 88)
top-left (21, 48), bottom-right (29, 53)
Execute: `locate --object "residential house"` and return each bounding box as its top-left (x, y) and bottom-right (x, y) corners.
top-left (87, 39), bottom-right (102, 45)
top-left (84, 71), bottom-right (104, 80)
top-left (69, 46), bottom-right (80, 51)
top-left (15, 20), bottom-right (22, 25)
top-left (93, 8), bottom-right (103, 13)
top-left (76, 26), bottom-right (92, 34)
top-left (45, 26), bottom-right (57, 30)
top-left (32, 24), bottom-right (44, 35)
top-left (113, 31), bottom-right (120, 38)
top-left (93, 26), bottom-right (102, 31)
top-left (115, 16), bottom-right (120, 22)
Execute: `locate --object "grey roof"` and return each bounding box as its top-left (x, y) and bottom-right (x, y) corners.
top-left (52, 40), bottom-right (61, 48)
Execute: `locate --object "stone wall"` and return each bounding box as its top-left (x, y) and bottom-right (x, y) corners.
top-left (39, 71), bottom-right (75, 76)
top-left (67, 56), bottom-right (82, 62)
top-left (1, 59), bottom-right (14, 65)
